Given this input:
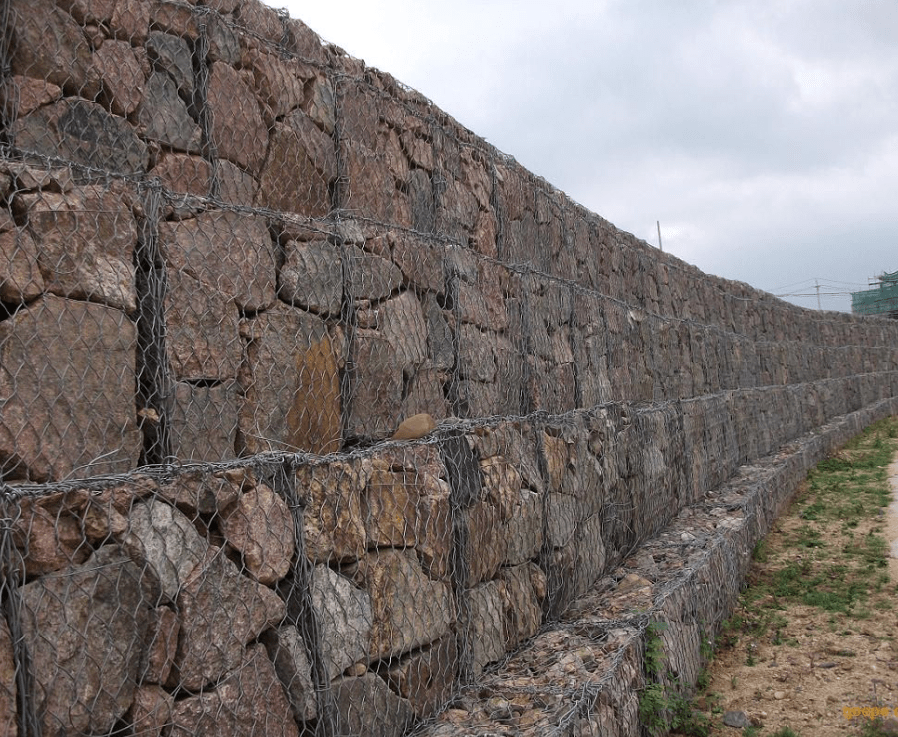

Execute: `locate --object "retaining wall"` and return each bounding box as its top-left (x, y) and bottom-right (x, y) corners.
top-left (1, 1), bottom-right (897, 735)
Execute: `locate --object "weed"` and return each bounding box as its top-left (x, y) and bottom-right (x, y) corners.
top-left (770, 728), bottom-right (801, 737)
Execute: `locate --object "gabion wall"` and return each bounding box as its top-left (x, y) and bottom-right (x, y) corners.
top-left (1, 1), bottom-right (897, 735)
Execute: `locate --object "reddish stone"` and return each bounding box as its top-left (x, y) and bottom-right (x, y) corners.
top-left (92, 40), bottom-right (146, 116)
top-left (207, 61), bottom-right (268, 174)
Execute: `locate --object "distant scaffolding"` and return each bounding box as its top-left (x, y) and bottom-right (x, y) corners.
top-left (852, 271), bottom-right (898, 317)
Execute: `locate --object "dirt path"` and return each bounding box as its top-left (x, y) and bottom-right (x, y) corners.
top-left (686, 425), bottom-right (898, 737)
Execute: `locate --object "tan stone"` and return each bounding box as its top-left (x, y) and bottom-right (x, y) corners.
top-left (383, 635), bottom-right (457, 718)
top-left (479, 456), bottom-right (522, 521)
top-left (221, 485), bottom-right (295, 584)
top-left (297, 460), bottom-right (368, 563)
top-left (392, 412), bottom-right (437, 440)
top-left (364, 469), bottom-right (422, 547)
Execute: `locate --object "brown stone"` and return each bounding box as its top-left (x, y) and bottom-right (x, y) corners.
top-left (217, 160), bottom-right (258, 206)
top-left (56, 0), bottom-right (116, 24)
top-left (480, 456), bottom-right (523, 521)
top-left (464, 501), bottom-right (504, 586)
top-left (19, 546), bottom-right (151, 737)
top-left (415, 484), bottom-right (453, 580)
top-left (92, 40), bottom-right (146, 116)
top-left (4, 75), bottom-right (62, 117)
top-left (346, 244), bottom-right (404, 301)
top-left (383, 635), bottom-right (457, 718)
top-left (169, 381), bottom-right (239, 462)
top-left (246, 49), bottom-right (310, 118)
top-left (21, 185), bottom-right (138, 311)
top-left (380, 291), bottom-right (428, 376)
top-left (278, 239), bottom-right (343, 315)
top-left (170, 644), bottom-right (299, 737)
top-left (128, 685), bottom-right (172, 737)
top-left (13, 99), bottom-right (148, 174)
top-left (157, 470), bottom-right (242, 516)
top-left (0, 618), bottom-right (16, 737)
top-left (303, 73), bottom-right (336, 134)
top-left (260, 626), bottom-right (317, 721)
top-left (173, 546), bottom-right (286, 690)
top-left (110, 0), bottom-right (151, 43)
top-left (234, 0), bottom-right (284, 42)
top-left (464, 580), bottom-right (505, 676)
top-left (346, 329), bottom-right (403, 440)
top-left (499, 563), bottom-right (543, 648)
top-left (348, 549), bottom-right (454, 659)
top-left (207, 61), bottom-right (268, 174)
top-left (364, 469), bottom-right (423, 547)
top-left (159, 210), bottom-right (276, 312)
top-left (0, 296), bottom-right (140, 481)
top-left (140, 607), bottom-right (179, 685)
top-left (331, 672), bottom-right (414, 737)
top-left (163, 268), bottom-right (242, 381)
top-left (392, 412), bottom-right (437, 440)
top-left (297, 460), bottom-right (368, 563)
top-left (0, 227), bottom-right (44, 303)
top-left (311, 564), bottom-right (372, 679)
top-left (402, 369), bottom-right (450, 420)
top-left (400, 130), bottom-right (434, 171)
top-left (342, 140), bottom-right (397, 222)
top-left (13, 500), bottom-right (89, 576)
top-left (504, 488), bottom-right (544, 565)
top-left (238, 304), bottom-right (342, 455)
top-left (138, 72), bottom-right (203, 153)
top-left (221, 485), bottom-right (295, 584)
top-left (9, 0), bottom-right (92, 93)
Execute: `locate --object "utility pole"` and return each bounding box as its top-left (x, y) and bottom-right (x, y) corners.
top-left (656, 221), bottom-right (663, 252)
top-left (815, 280), bottom-right (822, 310)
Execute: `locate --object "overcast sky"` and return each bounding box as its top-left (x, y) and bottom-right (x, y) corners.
top-left (280, 0), bottom-right (897, 313)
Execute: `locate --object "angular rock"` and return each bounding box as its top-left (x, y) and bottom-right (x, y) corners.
top-left (346, 244), bottom-right (404, 301)
top-left (19, 545), bottom-right (150, 737)
top-left (21, 184), bottom-right (137, 311)
top-left (402, 368), bottom-right (450, 421)
top-left (499, 563), bottom-right (543, 648)
top-left (137, 72), bottom-right (202, 153)
top-left (383, 635), bottom-right (457, 718)
top-left (9, 0), bottom-right (91, 92)
top-left (13, 497), bottom-right (89, 575)
top-left (348, 549), bottom-right (454, 659)
top-left (4, 75), bottom-right (62, 117)
top-left (170, 644), bottom-right (299, 737)
top-left (297, 459), bottom-right (367, 564)
top-left (0, 226), bottom-right (44, 303)
top-left (151, 152), bottom-right (212, 197)
top-left (173, 546), bottom-right (286, 690)
top-left (504, 489), bottom-right (544, 565)
top-left (303, 73), bottom-right (336, 134)
top-left (246, 49), bottom-right (310, 118)
top-left (278, 239), bottom-right (343, 315)
top-left (261, 626), bottom-right (317, 722)
top-left (157, 470), bottom-right (242, 517)
top-left (217, 160), bottom-right (258, 206)
top-left (159, 210), bottom-right (276, 312)
top-left (163, 268), bottom-right (242, 381)
top-left (91, 40), bottom-right (146, 116)
top-left (379, 291), bottom-right (428, 376)
top-left (311, 564), bottom-right (372, 680)
top-left (346, 329), bottom-right (402, 440)
top-left (146, 31), bottom-right (194, 95)
top-left (364, 468), bottom-right (423, 547)
top-left (140, 606), bottom-right (179, 685)
top-left (0, 296), bottom-right (140, 481)
top-left (342, 140), bottom-right (397, 222)
top-left (110, 0), bottom-right (151, 43)
top-left (480, 456), bottom-right (522, 520)
top-left (389, 230), bottom-right (445, 294)
top-left (122, 499), bottom-right (209, 603)
top-left (0, 618), bottom-right (16, 737)
top-left (238, 304), bottom-right (342, 455)
top-left (463, 501), bottom-right (504, 585)
top-left (128, 685), bottom-right (172, 737)
top-left (415, 480), bottom-right (453, 580)
top-left (169, 380), bottom-right (239, 462)
top-left (207, 61), bottom-right (268, 174)
top-left (13, 99), bottom-right (148, 174)
top-left (407, 168), bottom-right (435, 232)
top-left (458, 324), bottom-right (497, 382)
top-left (257, 116), bottom-right (332, 217)
top-left (221, 484), bottom-right (295, 584)
top-left (331, 672), bottom-right (414, 737)
top-left (464, 580), bottom-right (506, 676)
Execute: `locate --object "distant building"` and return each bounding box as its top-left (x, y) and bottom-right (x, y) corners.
top-left (851, 271), bottom-right (898, 318)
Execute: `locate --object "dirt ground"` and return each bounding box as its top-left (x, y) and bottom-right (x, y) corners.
top-left (687, 449), bottom-right (898, 737)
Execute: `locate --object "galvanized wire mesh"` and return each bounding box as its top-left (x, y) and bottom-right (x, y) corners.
top-left (2, 1), bottom-right (898, 735)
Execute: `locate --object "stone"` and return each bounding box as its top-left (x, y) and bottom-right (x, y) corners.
top-left (159, 209), bottom-right (276, 312)
top-left (221, 484), bottom-right (295, 584)
top-left (158, 470), bottom-right (242, 516)
top-left (246, 49), bottom-right (310, 118)
top-left (256, 116), bottom-right (333, 217)
top-left (364, 468), bottom-right (422, 547)
top-left (146, 31), bottom-right (194, 95)
top-left (0, 296), bottom-right (140, 482)
top-left (0, 227), bottom-right (44, 303)
top-left (140, 606), bottom-right (179, 685)
top-left (260, 626), bottom-right (317, 722)
top-left (278, 239), bottom-right (343, 315)
top-left (504, 489), bottom-right (544, 565)
top-left (13, 498), bottom-right (90, 576)
top-left (122, 499), bottom-right (209, 603)
top-left (415, 485), bottom-right (453, 581)
top-left (0, 618), bottom-right (16, 737)
top-left (348, 549), bottom-right (454, 659)
top-left (151, 153), bottom-right (211, 197)
top-left (303, 73), bottom-right (336, 134)
top-left (55, 0), bottom-right (117, 24)
top-left (346, 329), bottom-right (403, 440)
top-left (21, 185), bottom-right (138, 311)
top-left (407, 168), bottom-right (435, 232)
top-left (472, 208), bottom-right (498, 258)
top-left (169, 644), bottom-right (299, 737)
top-left (402, 369), bottom-right (450, 421)
top-left (92, 40), bottom-right (146, 116)
top-left (3, 75), bottom-right (62, 117)
top-left (480, 456), bottom-right (522, 521)
top-left (499, 563), bottom-right (543, 648)
top-left (19, 545), bottom-right (150, 737)
top-left (163, 268), bottom-right (242, 381)
top-left (389, 231), bottom-right (445, 294)
top-left (342, 140), bottom-right (397, 222)
top-left (331, 672), bottom-right (414, 737)
top-left (9, 0), bottom-right (91, 93)
top-left (379, 291), bottom-right (428, 376)
top-left (110, 0), bottom-right (151, 43)
top-left (383, 635), bottom-right (458, 718)
top-left (137, 72), bottom-right (203, 153)
top-left (464, 580), bottom-right (506, 676)
top-left (346, 244), bottom-right (404, 301)
top-left (173, 546), bottom-right (286, 690)
top-left (238, 304), bottom-right (342, 455)
top-left (217, 160), bottom-right (258, 206)
top-left (207, 61), bottom-right (268, 174)
top-left (311, 565), bottom-right (372, 680)
top-left (128, 685), bottom-right (172, 737)
top-left (458, 324), bottom-right (497, 382)
top-left (234, 0), bottom-right (284, 42)
top-left (392, 412), bottom-right (437, 440)
top-left (463, 501), bottom-right (504, 585)
top-left (423, 294), bottom-right (455, 370)
top-left (297, 460), bottom-right (368, 563)
top-left (13, 99), bottom-right (148, 174)
top-left (169, 381), bottom-right (239, 462)
top-left (722, 710), bottom-right (751, 728)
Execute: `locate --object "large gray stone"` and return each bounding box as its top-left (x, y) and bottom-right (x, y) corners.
top-left (464, 580), bottom-right (506, 676)
top-left (346, 244), bottom-right (403, 301)
top-left (0, 296), bottom-right (140, 481)
top-left (146, 31), bottom-right (194, 95)
top-left (137, 72), bottom-right (202, 153)
top-left (260, 626), bottom-right (317, 722)
top-left (311, 564), bottom-right (372, 679)
top-left (19, 545), bottom-right (151, 737)
top-left (169, 381), bottom-right (239, 462)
